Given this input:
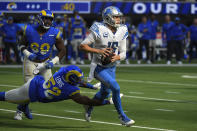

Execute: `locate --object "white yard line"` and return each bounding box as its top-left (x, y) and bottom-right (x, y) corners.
top-left (0, 84), bottom-right (191, 103)
top-left (154, 109), bottom-right (174, 112)
top-left (112, 109), bottom-right (128, 113)
top-left (64, 110), bottom-right (82, 114)
top-left (123, 95), bottom-right (181, 102)
top-left (165, 91), bottom-right (180, 94)
top-left (129, 91), bottom-right (144, 94)
top-left (81, 91), bottom-right (184, 103)
top-left (0, 108), bottom-right (176, 131)
top-left (182, 75), bottom-right (197, 79)
top-left (0, 84), bottom-right (21, 88)
top-left (116, 79), bottom-right (197, 87)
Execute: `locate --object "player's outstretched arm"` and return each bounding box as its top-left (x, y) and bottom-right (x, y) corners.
top-left (70, 93), bottom-right (110, 106)
top-left (55, 38), bottom-right (66, 60)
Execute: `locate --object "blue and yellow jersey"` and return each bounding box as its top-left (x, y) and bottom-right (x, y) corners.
top-left (24, 25), bottom-right (62, 61)
top-left (53, 22), bottom-right (65, 34)
top-left (70, 24), bottom-right (86, 40)
top-left (29, 66), bottom-right (81, 103)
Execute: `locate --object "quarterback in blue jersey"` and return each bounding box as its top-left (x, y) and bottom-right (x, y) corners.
top-left (15, 9), bottom-right (66, 120)
top-left (80, 6), bottom-right (135, 127)
top-left (0, 65), bottom-right (110, 120)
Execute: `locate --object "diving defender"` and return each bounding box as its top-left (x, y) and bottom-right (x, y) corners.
top-left (0, 65), bottom-right (110, 120)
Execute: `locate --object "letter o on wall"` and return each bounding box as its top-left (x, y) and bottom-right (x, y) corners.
top-left (133, 3), bottom-right (146, 14)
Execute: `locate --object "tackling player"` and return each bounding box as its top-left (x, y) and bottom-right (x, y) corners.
top-left (0, 65), bottom-right (111, 120)
top-left (15, 9), bottom-right (66, 120)
top-left (79, 6), bottom-right (135, 126)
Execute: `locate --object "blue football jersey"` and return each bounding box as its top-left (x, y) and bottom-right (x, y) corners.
top-left (24, 25), bottom-right (62, 61)
top-left (53, 22), bottom-right (65, 33)
top-left (70, 24), bottom-right (86, 40)
top-left (29, 66), bottom-right (80, 103)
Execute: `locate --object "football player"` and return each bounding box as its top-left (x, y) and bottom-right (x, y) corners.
top-left (79, 6), bottom-right (135, 126)
top-left (70, 15), bottom-right (86, 64)
top-left (0, 65), bottom-right (111, 120)
top-left (15, 9), bottom-right (66, 120)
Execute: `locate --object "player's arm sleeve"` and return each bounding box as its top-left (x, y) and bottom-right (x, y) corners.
top-left (70, 93), bottom-right (110, 106)
top-left (118, 27), bottom-right (128, 60)
top-left (56, 30), bottom-right (62, 39)
top-left (81, 22), bottom-right (100, 45)
top-left (119, 39), bottom-right (127, 60)
top-left (81, 31), bottom-right (96, 45)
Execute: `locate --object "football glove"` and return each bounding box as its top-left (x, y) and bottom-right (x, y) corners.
top-left (45, 60), bottom-right (54, 69)
top-left (45, 56), bottom-right (59, 69)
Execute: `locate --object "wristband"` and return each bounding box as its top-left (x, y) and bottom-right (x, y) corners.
top-left (52, 56), bottom-right (59, 64)
top-left (23, 49), bottom-right (31, 57)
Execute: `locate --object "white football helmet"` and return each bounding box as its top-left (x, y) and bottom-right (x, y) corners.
top-left (102, 6), bottom-right (123, 28)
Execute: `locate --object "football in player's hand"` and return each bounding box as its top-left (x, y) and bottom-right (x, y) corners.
top-left (101, 49), bottom-right (114, 65)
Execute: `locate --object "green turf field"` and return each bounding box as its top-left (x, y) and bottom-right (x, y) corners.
top-left (0, 66), bottom-right (197, 131)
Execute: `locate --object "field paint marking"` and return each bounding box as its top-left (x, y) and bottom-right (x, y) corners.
top-left (64, 110), bottom-right (82, 114)
top-left (124, 95), bottom-right (181, 102)
top-left (165, 91), bottom-right (180, 94)
top-left (116, 79), bottom-right (197, 87)
top-left (112, 109), bottom-right (128, 113)
top-left (182, 75), bottom-right (197, 79)
top-left (154, 109), bottom-right (174, 112)
top-left (0, 84), bottom-right (191, 103)
top-left (0, 84), bottom-right (21, 88)
top-left (0, 108), bottom-right (176, 131)
top-left (82, 91), bottom-right (182, 102)
top-left (129, 91), bottom-right (144, 94)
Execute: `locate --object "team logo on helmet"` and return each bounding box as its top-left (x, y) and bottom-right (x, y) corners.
top-left (64, 65), bottom-right (84, 86)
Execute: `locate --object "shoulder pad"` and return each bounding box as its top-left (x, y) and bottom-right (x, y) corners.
top-left (120, 25), bottom-right (129, 40)
top-left (24, 24), bottom-right (30, 36)
top-left (90, 22), bottom-right (104, 37)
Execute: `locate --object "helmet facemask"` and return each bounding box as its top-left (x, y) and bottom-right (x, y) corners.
top-left (102, 6), bottom-right (123, 28)
top-left (38, 16), bottom-right (53, 29)
top-left (38, 10), bottom-right (54, 30)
